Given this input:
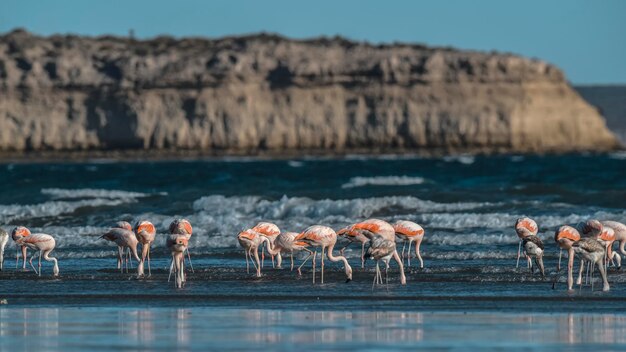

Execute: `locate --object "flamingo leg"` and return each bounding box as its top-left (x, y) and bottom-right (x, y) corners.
top-left (15, 246), bottom-right (18, 269)
top-left (516, 240), bottom-right (522, 268)
top-left (576, 259), bottom-right (584, 285)
top-left (117, 247), bottom-right (124, 273)
top-left (297, 248), bottom-right (313, 276)
top-left (361, 242), bottom-right (366, 269)
top-left (321, 246), bottom-right (325, 284)
top-left (147, 245), bottom-right (152, 277)
top-left (186, 249), bottom-right (194, 273)
top-left (406, 240), bottom-right (413, 267)
top-left (244, 249), bottom-right (250, 274)
top-left (372, 262), bottom-right (378, 290)
top-left (28, 252), bottom-right (38, 275)
top-left (290, 251), bottom-right (294, 271)
top-left (557, 249), bottom-right (562, 272)
top-left (416, 239), bottom-right (423, 269)
top-left (401, 241), bottom-right (406, 263)
top-left (598, 260), bottom-right (610, 291)
top-left (253, 247), bottom-right (262, 277)
top-left (312, 251), bottom-right (317, 284)
top-left (261, 243), bottom-right (265, 269)
top-left (38, 250), bottom-right (42, 276)
top-left (385, 262), bottom-right (389, 291)
top-left (168, 255), bottom-right (174, 282)
top-left (21, 246), bottom-right (27, 270)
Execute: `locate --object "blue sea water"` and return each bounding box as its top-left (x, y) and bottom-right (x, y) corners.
top-left (1, 153), bottom-right (626, 350)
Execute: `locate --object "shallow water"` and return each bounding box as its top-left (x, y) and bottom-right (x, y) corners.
top-left (1, 308), bottom-right (626, 351)
top-left (1, 154), bottom-right (625, 349)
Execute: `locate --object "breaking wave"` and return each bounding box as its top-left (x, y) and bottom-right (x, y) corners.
top-left (341, 176), bottom-right (427, 188)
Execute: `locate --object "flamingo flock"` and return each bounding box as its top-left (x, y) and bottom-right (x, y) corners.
top-left (1, 215), bottom-right (625, 293)
top-left (517, 218), bottom-right (626, 292)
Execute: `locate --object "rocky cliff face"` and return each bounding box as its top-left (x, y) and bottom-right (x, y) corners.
top-left (0, 29), bottom-right (619, 154)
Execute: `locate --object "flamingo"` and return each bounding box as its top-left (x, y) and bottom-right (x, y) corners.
top-left (514, 217), bottom-right (538, 268)
top-left (135, 220), bottom-right (156, 277)
top-left (602, 221), bottom-right (626, 260)
top-left (554, 225), bottom-right (581, 291)
top-left (273, 231), bottom-right (313, 275)
top-left (169, 219), bottom-right (194, 272)
top-left (572, 237), bottom-right (610, 292)
top-left (237, 229), bottom-right (272, 277)
top-left (100, 222), bottom-right (144, 277)
top-left (166, 234), bottom-right (188, 288)
top-left (11, 226), bottom-right (59, 276)
top-left (393, 220), bottom-right (425, 268)
top-left (523, 235), bottom-right (545, 277)
top-left (597, 226), bottom-right (621, 269)
top-left (365, 236), bottom-right (397, 289)
top-left (576, 219), bottom-right (621, 285)
top-left (336, 227), bottom-right (369, 268)
top-left (0, 229), bottom-right (7, 271)
top-left (340, 219), bottom-right (406, 285)
top-left (12, 225), bottom-right (29, 270)
top-left (251, 222), bottom-right (281, 268)
top-left (294, 225), bottom-right (352, 284)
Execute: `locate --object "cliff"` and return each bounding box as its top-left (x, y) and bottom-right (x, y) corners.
top-left (0, 29), bottom-right (619, 154)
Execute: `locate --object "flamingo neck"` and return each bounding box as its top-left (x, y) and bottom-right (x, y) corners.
top-left (325, 241), bottom-right (352, 277)
top-left (262, 237), bottom-right (280, 256)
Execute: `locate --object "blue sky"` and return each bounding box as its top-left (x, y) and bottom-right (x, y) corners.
top-left (1, 0), bottom-right (624, 84)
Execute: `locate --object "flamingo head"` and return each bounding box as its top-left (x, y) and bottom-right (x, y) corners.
top-left (135, 220), bottom-right (156, 236)
top-left (554, 226), bottom-right (580, 250)
top-left (115, 221), bottom-right (133, 231)
top-left (169, 219), bottom-right (192, 236)
top-left (582, 220), bottom-right (603, 238)
top-left (168, 235), bottom-right (188, 252)
top-left (11, 226), bottom-right (31, 241)
top-left (515, 217), bottom-right (538, 239)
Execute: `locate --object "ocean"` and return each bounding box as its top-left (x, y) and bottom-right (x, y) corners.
top-left (1, 153), bottom-right (626, 350)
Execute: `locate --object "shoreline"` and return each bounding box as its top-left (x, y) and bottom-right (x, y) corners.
top-left (0, 147), bottom-right (623, 163)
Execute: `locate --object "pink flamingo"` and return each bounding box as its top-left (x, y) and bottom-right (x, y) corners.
top-left (100, 221), bottom-right (144, 277)
top-left (577, 219), bottom-right (611, 289)
top-left (252, 222), bottom-right (281, 268)
top-left (602, 221), bottom-right (626, 260)
top-left (169, 219), bottom-right (194, 272)
top-left (365, 235), bottom-right (397, 289)
top-left (515, 217), bottom-right (538, 268)
top-left (574, 220), bottom-right (610, 292)
top-left (237, 229), bottom-right (272, 277)
top-left (166, 234), bottom-right (188, 288)
top-left (0, 229), bottom-right (7, 271)
top-left (294, 225), bottom-right (352, 284)
top-left (393, 220), bottom-right (425, 268)
top-left (11, 226), bottom-right (59, 276)
top-left (340, 219), bottom-right (406, 284)
top-left (135, 220), bottom-right (156, 277)
top-left (554, 225), bottom-right (581, 291)
top-left (273, 231), bottom-right (313, 275)
top-left (12, 225), bottom-right (29, 270)
top-left (336, 226), bottom-right (369, 268)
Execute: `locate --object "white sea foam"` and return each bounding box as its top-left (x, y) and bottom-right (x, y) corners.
top-left (41, 188), bottom-right (159, 200)
top-left (443, 155), bottom-right (475, 165)
top-left (287, 161), bottom-right (304, 168)
top-left (609, 151), bottom-right (626, 160)
top-left (341, 176), bottom-right (426, 188)
top-left (0, 188), bottom-right (158, 223)
top-left (0, 199), bottom-right (132, 223)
